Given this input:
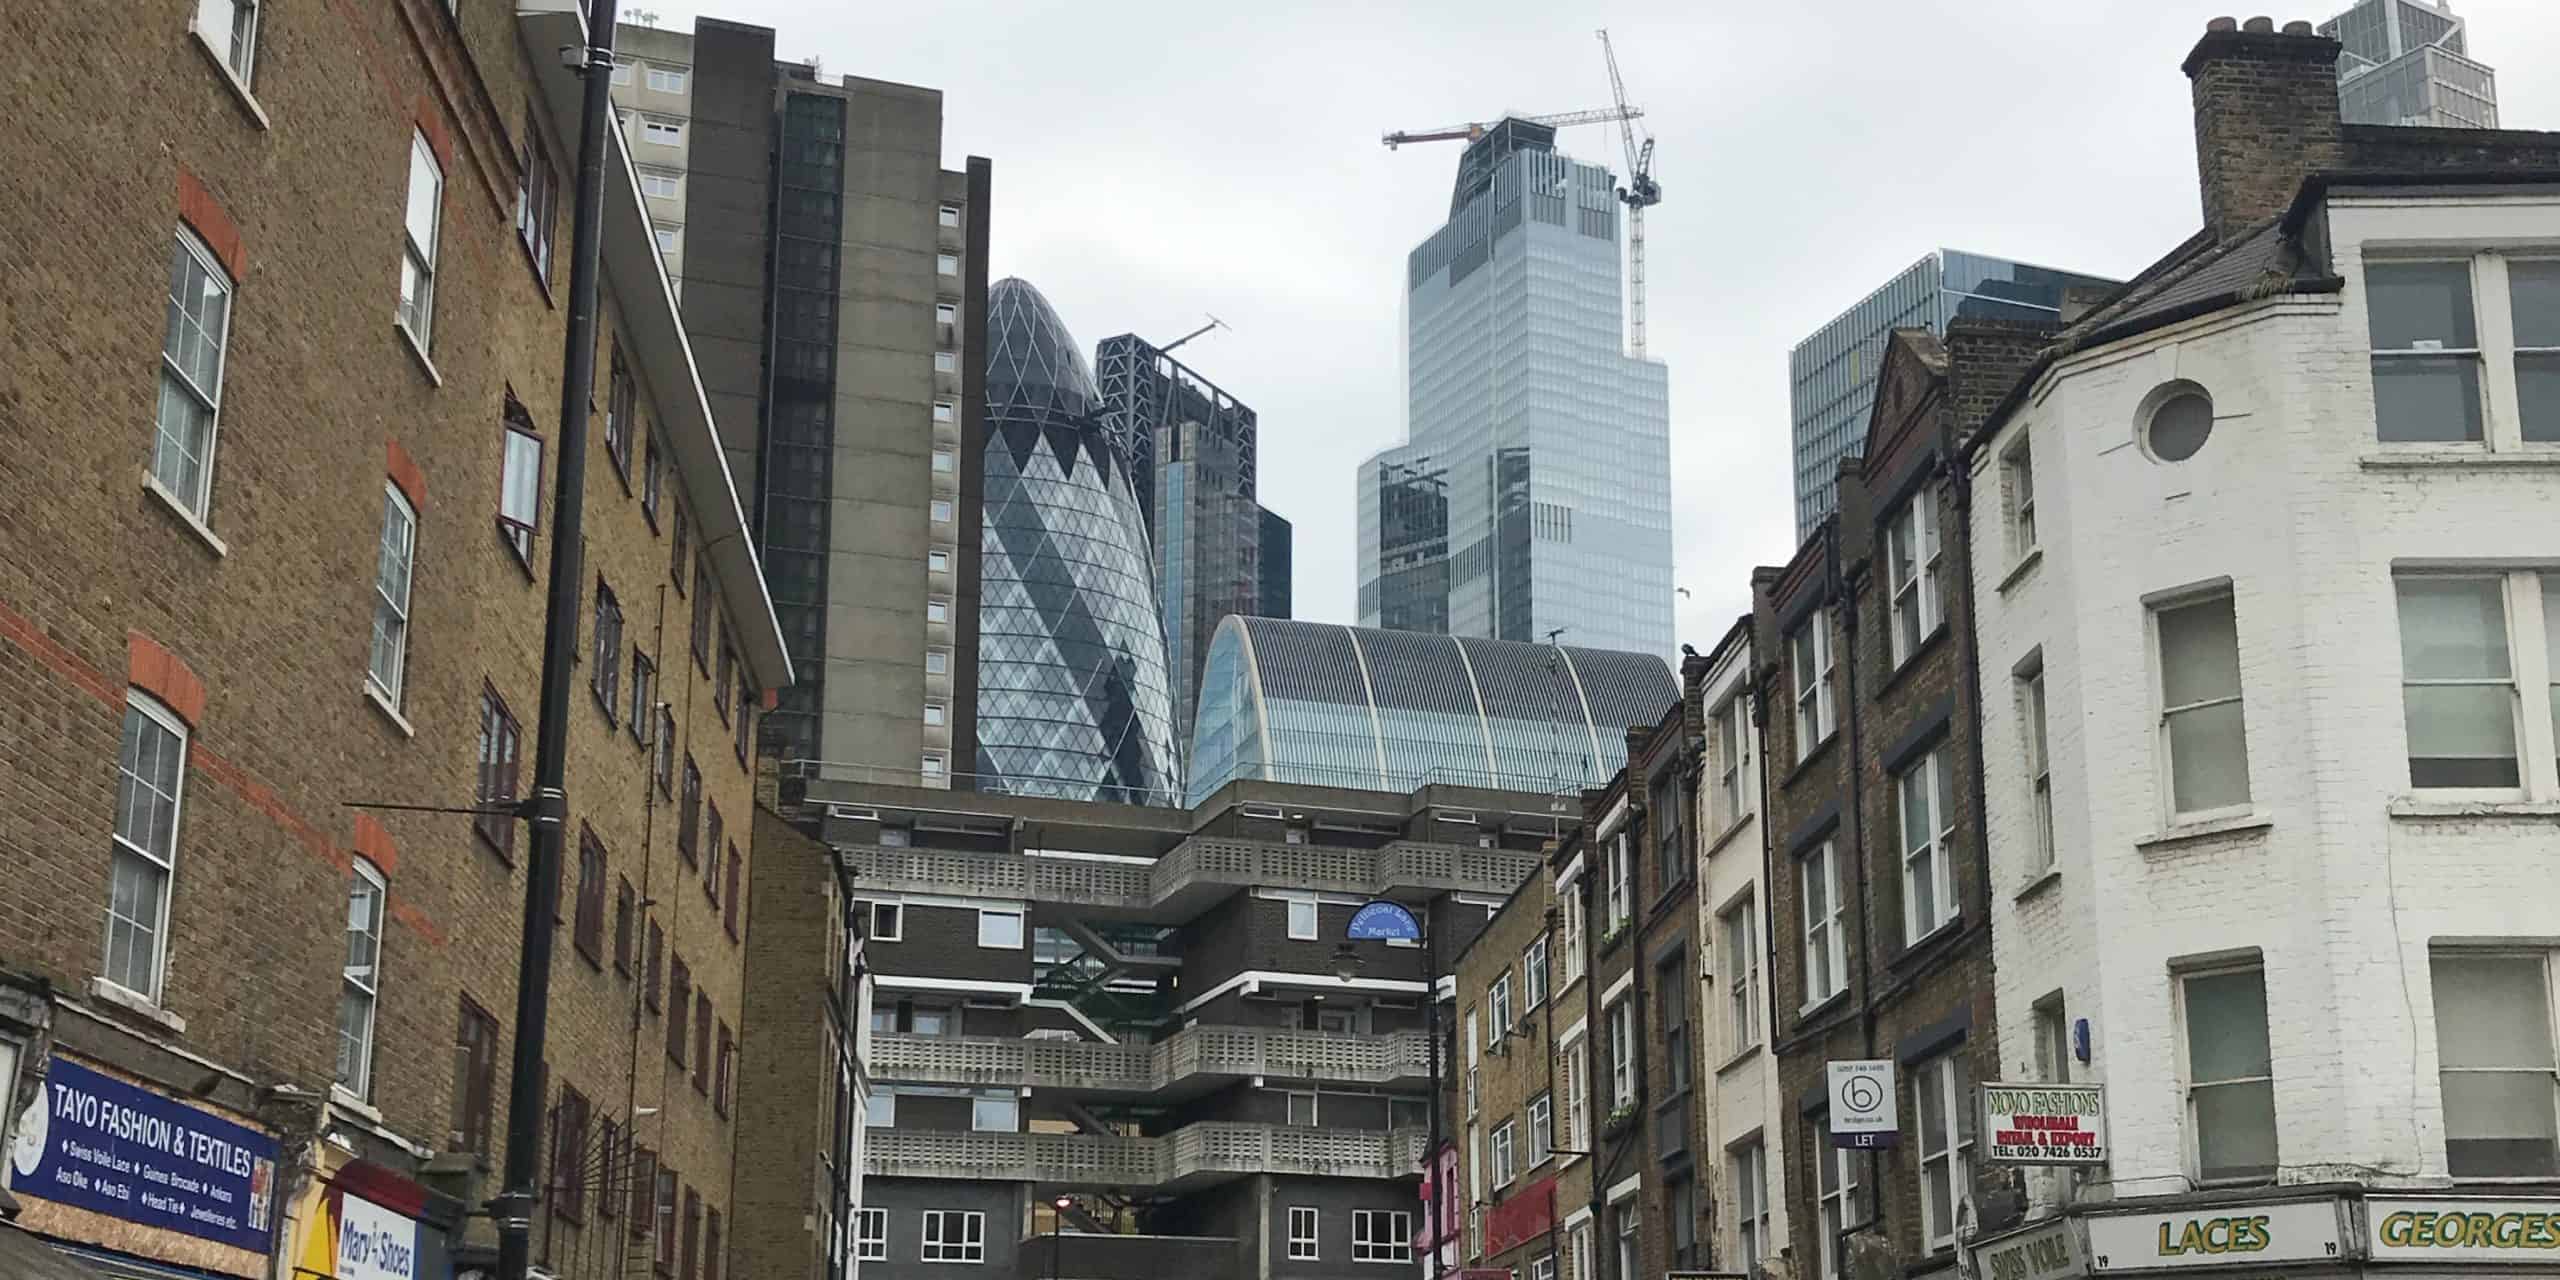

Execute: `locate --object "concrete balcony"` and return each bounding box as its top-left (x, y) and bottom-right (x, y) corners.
top-left (870, 1026), bottom-right (1433, 1099)
top-left (836, 835), bottom-right (1538, 920)
top-left (866, 1122), bottom-right (1429, 1190)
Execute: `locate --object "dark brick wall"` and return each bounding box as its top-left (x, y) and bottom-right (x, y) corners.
top-left (2182, 20), bottom-right (2346, 241)
top-left (1178, 895), bottom-right (1427, 1005)
top-left (865, 902), bottom-right (1032, 986)
top-left (855, 1178), bottom-right (1026, 1279)
top-left (734, 809), bottom-right (848, 1280)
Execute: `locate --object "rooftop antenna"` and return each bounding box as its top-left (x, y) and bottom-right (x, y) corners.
top-left (1157, 314), bottom-right (1229, 355)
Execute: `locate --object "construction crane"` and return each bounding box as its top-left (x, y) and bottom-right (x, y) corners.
top-left (1379, 105), bottom-right (1638, 150)
top-left (1597, 29), bottom-right (1662, 357)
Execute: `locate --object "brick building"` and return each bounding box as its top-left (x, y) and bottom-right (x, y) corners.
top-left (1441, 849), bottom-right (1570, 1280)
top-left (0, 3), bottom-right (785, 1278)
top-left (1963, 17), bottom-right (2560, 1278)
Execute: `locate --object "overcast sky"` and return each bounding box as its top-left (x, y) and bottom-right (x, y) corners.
top-left (634, 0), bottom-right (2559, 648)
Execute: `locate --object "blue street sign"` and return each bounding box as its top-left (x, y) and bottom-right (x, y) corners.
top-left (1345, 900), bottom-right (1422, 942)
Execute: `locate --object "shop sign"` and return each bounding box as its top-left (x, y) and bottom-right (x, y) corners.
top-left (2368, 1196), bottom-right (2560, 1264)
top-left (2087, 1199), bottom-right (2345, 1272)
top-left (1484, 1177), bottom-right (1555, 1256)
top-left (1828, 1059), bottom-right (1898, 1148)
top-left (1978, 1217), bottom-right (2084, 1280)
top-left (6, 1056), bottom-right (278, 1252)
top-left (1982, 1082), bottom-right (2108, 1165)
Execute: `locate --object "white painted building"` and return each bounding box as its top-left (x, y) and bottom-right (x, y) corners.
top-left (1964, 17), bottom-right (2560, 1276)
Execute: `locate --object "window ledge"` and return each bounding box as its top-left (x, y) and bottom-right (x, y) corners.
top-left (189, 29), bottom-right (271, 130)
top-left (142, 472), bottom-right (230, 557)
top-left (1704, 812), bottom-right (1755, 860)
top-left (1888, 916), bottom-right (1967, 971)
top-left (2013, 866), bottom-right (2063, 903)
top-left (2360, 447), bottom-right (2560, 470)
top-left (2388, 796), bottom-right (2560, 820)
top-left (395, 322), bottom-right (444, 387)
top-left (1780, 733), bottom-right (1839, 790)
top-left (88, 977), bottom-right (186, 1034)
top-left (1997, 546), bottom-right (2045, 594)
top-left (1876, 625), bottom-right (1950, 697)
top-left (363, 681), bottom-right (417, 738)
top-left (1795, 987), bottom-right (1851, 1025)
top-left (328, 1086), bottom-right (385, 1126)
top-left (2135, 811), bottom-right (2274, 853)
top-left (1716, 1042), bottom-right (1765, 1077)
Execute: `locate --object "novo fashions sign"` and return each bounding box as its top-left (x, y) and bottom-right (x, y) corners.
top-left (7, 1056), bottom-right (279, 1252)
top-left (1982, 1082), bottom-right (2108, 1165)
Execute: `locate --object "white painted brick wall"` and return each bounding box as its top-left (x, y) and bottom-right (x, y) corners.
top-left (1967, 190), bottom-right (2560, 1201)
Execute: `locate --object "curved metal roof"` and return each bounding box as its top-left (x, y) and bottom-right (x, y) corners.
top-left (1186, 616), bottom-right (1678, 804)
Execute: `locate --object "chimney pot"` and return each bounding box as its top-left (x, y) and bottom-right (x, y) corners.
top-left (2242, 16), bottom-right (2275, 32)
top-left (2282, 19), bottom-right (2314, 35)
top-left (2207, 16), bottom-right (2239, 32)
top-left (2184, 17), bottom-right (2347, 241)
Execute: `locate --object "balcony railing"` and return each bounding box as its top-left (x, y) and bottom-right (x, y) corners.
top-left (836, 834), bottom-right (1539, 913)
top-left (871, 1026), bottom-right (1434, 1093)
top-left (866, 1122), bottom-right (1429, 1189)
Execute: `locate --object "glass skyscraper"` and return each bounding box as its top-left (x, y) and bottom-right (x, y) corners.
top-left (2321, 0), bottom-right (2497, 128)
top-left (1788, 249), bottom-right (2118, 537)
top-left (976, 279), bottom-right (1179, 803)
top-left (1358, 119), bottom-right (1673, 657)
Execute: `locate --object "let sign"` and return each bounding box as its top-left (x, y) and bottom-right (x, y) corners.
top-left (1827, 1060), bottom-right (1897, 1148)
top-left (1982, 1081), bottom-right (2108, 1165)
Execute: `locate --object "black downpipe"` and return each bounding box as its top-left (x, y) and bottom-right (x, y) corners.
top-left (496, 4), bottom-right (617, 1277)
top-left (1426, 906), bottom-right (1443, 1280)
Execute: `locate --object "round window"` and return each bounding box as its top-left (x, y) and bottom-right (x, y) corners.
top-left (2145, 387), bottom-right (2214, 462)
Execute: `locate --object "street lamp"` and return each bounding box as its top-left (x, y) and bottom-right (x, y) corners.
top-left (1340, 900), bottom-right (1440, 1280)
top-left (1050, 1193), bottom-right (1075, 1280)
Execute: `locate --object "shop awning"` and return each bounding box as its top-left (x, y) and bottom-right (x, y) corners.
top-left (0, 1220), bottom-right (113, 1280)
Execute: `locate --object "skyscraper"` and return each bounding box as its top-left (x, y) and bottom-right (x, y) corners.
top-left (978, 280), bottom-right (1180, 803)
top-left (1258, 506), bottom-right (1294, 621)
top-left (610, 21), bottom-right (991, 781)
top-left (2321, 0), bottom-right (2498, 128)
top-left (1359, 119), bottom-right (1673, 656)
top-left (1787, 249), bottom-right (2117, 536)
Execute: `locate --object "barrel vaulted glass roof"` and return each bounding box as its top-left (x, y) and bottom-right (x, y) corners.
top-left (1187, 616), bottom-right (1678, 806)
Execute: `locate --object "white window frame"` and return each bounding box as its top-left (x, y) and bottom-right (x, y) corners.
top-left (499, 424), bottom-right (544, 560)
top-left (1722, 896), bottom-right (1760, 1052)
top-left (976, 907), bottom-right (1024, 949)
top-left (1559, 1030), bottom-right (1590, 1154)
top-left (1714, 693), bottom-right (1751, 830)
top-left (867, 1088), bottom-right (896, 1126)
top-left (641, 116), bottom-right (684, 146)
top-left (1815, 1120), bottom-right (1865, 1280)
top-left (398, 130), bottom-right (443, 347)
top-left (919, 1209), bottom-right (985, 1263)
top-left (1732, 1138), bottom-right (1768, 1269)
top-left (935, 302), bottom-right (958, 326)
top-left (1897, 749), bottom-right (1959, 943)
top-left (2358, 254), bottom-right (2560, 449)
top-left (937, 252), bottom-right (960, 276)
top-left (638, 169), bottom-right (682, 200)
top-left (1488, 972), bottom-right (1513, 1044)
top-left (1491, 1118), bottom-right (1516, 1186)
top-left (2395, 571), bottom-right (2559, 799)
top-left (610, 59), bottom-right (634, 86)
top-left (932, 447), bottom-right (957, 474)
top-left (155, 229), bottom-right (234, 519)
top-left (2034, 996), bottom-right (2072, 1083)
top-left (1603, 834), bottom-right (1632, 935)
top-left (938, 203), bottom-right (962, 228)
top-left (1523, 936), bottom-right (1549, 1011)
top-left (2003, 437), bottom-right (2037, 560)
top-left (653, 224), bottom-right (680, 255)
top-left (928, 551), bottom-right (952, 574)
top-left (1606, 998), bottom-right (1635, 1108)
top-left (1915, 1050), bottom-right (1977, 1254)
top-left (1802, 840), bottom-right (1845, 1007)
top-left (2179, 962), bottom-right (2277, 1185)
top-left (934, 350), bottom-right (958, 373)
top-left (856, 1207), bottom-right (888, 1261)
top-left (921, 753), bottom-right (946, 779)
top-left (1885, 487), bottom-right (1944, 666)
top-left (970, 1091), bottom-right (1018, 1132)
top-left (1288, 1205), bottom-right (1320, 1260)
top-left (934, 400), bottom-right (957, 424)
top-left (2155, 589), bottom-right (2254, 820)
top-left (336, 858), bottom-right (386, 1099)
top-left (1558, 880), bottom-right (1586, 987)
top-left (103, 693), bottom-right (189, 1004)
top-left (2021, 660), bottom-right (2055, 873)
top-left (925, 649), bottom-right (950, 675)
top-left (868, 901), bottom-right (903, 943)
top-left (923, 703), bottom-right (947, 728)
top-left (1285, 1090), bottom-right (1318, 1127)
top-left (930, 498), bottom-right (954, 523)
top-left (1527, 1092), bottom-right (1552, 1167)
top-left (1531, 1254), bottom-right (1556, 1280)
top-left (193, 0), bottom-right (261, 87)
top-left (2429, 948), bottom-right (2560, 1180)
top-left (1285, 896), bottom-right (1319, 940)
top-left (1352, 1209), bottom-right (1413, 1264)
top-left (368, 483), bottom-right (418, 706)
top-left (1793, 613), bottom-right (1836, 760)
top-left (644, 63), bottom-right (688, 94)
top-left (926, 598), bottom-right (949, 625)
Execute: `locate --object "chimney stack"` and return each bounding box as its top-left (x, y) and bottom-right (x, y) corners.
top-left (2182, 16), bottom-right (2346, 242)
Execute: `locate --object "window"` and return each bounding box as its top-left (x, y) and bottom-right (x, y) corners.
top-left (1650, 773), bottom-right (1686, 890)
top-left (154, 230), bottom-right (233, 517)
top-left (1524, 936), bottom-right (1549, 1010)
top-left (1658, 950), bottom-right (1693, 1094)
top-left (704, 1210), bottom-right (722, 1280)
top-left (1607, 998), bottom-right (1635, 1108)
top-left (671, 502), bottom-right (690, 585)
top-left (1897, 748), bottom-right (1958, 942)
top-left (592, 578), bottom-right (623, 719)
top-left (734, 678), bottom-right (755, 767)
top-left (928, 551), bottom-right (951, 574)
top-left (666, 957), bottom-right (691, 1065)
top-left (926, 649), bottom-right (950, 675)
top-left (715, 637), bottom-right (734, 721)
top-left (573, 827), bottom-right (606, 964)
top-left (1814, 1120), bottom-right (1867, 1280)
top-left (615, 876), bottom-right (637, 974)
top-left (646, 64), bottom-right (688, 93)
top-left (678, 756), bottom-right (701, 862)
top-left (691, 562), bottom-right (714, 668)
top-left (398, 131), bottom-right (443, 345)
top-left (1915, 1050), bottom-right (1978, 1252)
top-left (499, 420), bottom-right (544, 562)
top-left (611, 59), bottom-right (633, 86)
top-left (1527, 1092), bottom-right (1552, 1166)
top-left (1351, 1210), bottom-right (1412, 1264)
top-left (1285, 897), bottom-right (1318, 940)
top-left (869, 901), bottom-right (903, 942)
top-left (1723, 898), bottom-right (1760, 1051)
top-left (680, 1188), bottom-right (700, 1277)
top-left (2034, 996), bottom-right (2071, 1083)
top-left (1885, 489), bottom-right (1944, 665)
top-left (550, 1085), bottom-right (590, 1221)
top-left (452, 997), bottom-right (497, 1156)
top-left (1532, 1254), bottom-right (1555, 1280)
top-left (931, 448), bottom-right (956, 474)
top-left (930, 498), bottom-right (953, 523)
top-left (2003, 438), bottom-right (2037, 557)
top-left (933, 400), bottom-right (956, 424)
top-left (693, 990), bottom-right (713, 1093)
top-left (926, 598), bottom-right (949, 624)
top-left (2396, 574), bottom-right (2532, 789)
top-left (936, 252), bottom-right (959, 275)
top-left (933, 351), bottom-right (957, 373)
top-left (517, 119), bottom-right (558, 282)
top-left (2367, 260), bottom-right (2484, 443)
top-left (1286, 1090), bottom-right (1318, 1127)
top-left (703, 803), bottom-right (724, 900)
top-left (2021, 663), bottom-right (2055, 872)
top-left (104, 694), bottom-right (188, 1001)
top-left (1714, 694), bottom-right (1750, 830)
top-left (475, 685), bottom-right (520, 856)
top-left (1803, 841), bottom-right (1844, 1006)
top-left (642, 117), bottom-right (683, 146)
top-left (1491, 1119), bottom-right (1517, 1186)
top-left (978, 908), bottom-right (1024, 949)
top-left (2516, 260), bottom-right (2560, 441)
top-left (645, 921), bottom-right (664, 1010)
top-left (335, 859), bottom-right (386, 1097)
top-left (2433, 951), bottom-right (2558, 1177)
top-left (923, 703), bottom-right (947, 728)
top-left (1560, 1034), bottom-right (1590, 1153)
top-left (1792, 614), bottom-right (1836, 759)
top-left (910, 1007), bottom-right (952, 1037)
top-left (921, 753), bottom-right (946, 779)
top-left (2157, 591), bottom-right (2252, 816)
top-left (2145, 384), bottom-right (2216, 461)
top-left (856, 1209), bottom-right (888, 1261)
top-left (630, 649), bottom-right (656, 743)
top-left (939, 203), bottom-right (961, 228)
top-left (1730, 1140), bottom-right (1768, 1268)
top-left (605, 347), bottom-right (636, 482)
top-left (2181, 964), bottom-right (2276, 1183)
top-left (1558, 880), bottom-right (1586, 987)
top-left (653, 1169), bottom-right (678, 1269)
top-left (642, 435), bottom-right (664, 526)
top-left (920, 1210), bottom-right (984, 1263)
top-left (1488, 972), bottom-right (1513, 1045)
top-left (639, 169), bottom-right (681, 200)
top-left (1569, 1223), bottom-right (1595, 1280)
top-left (724, 846), bottom-right (742, 940)
top-left (654, 706), bottom-right (676, 794)
top-left (1603, 834), bottom-right (1632, 935)
top-left (971, 1090), bottom-right (1016, 1131)
top-left (1614, 1202), bottom-right (1639, 1280)
top-left (365, 485), bottom-right (418, 706)
top-left (935, 302), bottom-right (957, 326)
top-left (194, 0), bottom-right (260, 84)
top-left (1288, 1206), bottom-right (1319, 1260)
top-left (868, 1088), bottom-right (897, 1125)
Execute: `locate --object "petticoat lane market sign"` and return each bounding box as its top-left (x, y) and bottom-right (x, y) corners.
top-left (1982, 1081), bottom-right (2108, 1165)
top-left (7, 1056), bottom-right (279, 1252)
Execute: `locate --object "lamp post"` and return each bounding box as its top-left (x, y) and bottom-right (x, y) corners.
top-left (1050, 1193), bottom-right (1074, 1280)
top-left (1338, 900), bottom-right (1440, 1280)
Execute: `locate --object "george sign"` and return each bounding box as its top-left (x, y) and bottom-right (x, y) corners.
top-left (2086, 1199), bottom-right (2345, 1272)
top-left (1827, 1059), bottom-right (1898, 1148)
top-left (1346, 900), bottom-right (1423, 942)
top-left (1982, 1081), bottom-right (2109, 1165)
top-left (2368, 1196), bottom-right (2560, 1264)
top-left (1484, 1177), bottom-right (1555, 1256)
top-left (1976, 1218), bottom-right (2083, 1280)
top-left (7, 1056), bottom-right (279, 1252)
